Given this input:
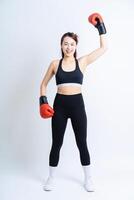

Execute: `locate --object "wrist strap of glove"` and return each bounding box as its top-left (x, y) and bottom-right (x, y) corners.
top-left (95, 22), bottom-right (106, 35)
top-left (39, 96), bottom-right (48, 105)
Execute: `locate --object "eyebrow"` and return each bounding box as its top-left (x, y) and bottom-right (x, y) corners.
top-left (64, 41), bottom-right (75, 44)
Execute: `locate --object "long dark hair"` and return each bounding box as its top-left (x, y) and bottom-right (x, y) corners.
top-left (60, 32), bottom-right (78, 58)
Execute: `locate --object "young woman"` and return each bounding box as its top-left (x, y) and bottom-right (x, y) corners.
top-left (39, 13), bottom-right (107, 192)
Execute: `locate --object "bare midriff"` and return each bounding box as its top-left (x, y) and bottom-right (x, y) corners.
top-left (57, 85), bottom-right (82, 95)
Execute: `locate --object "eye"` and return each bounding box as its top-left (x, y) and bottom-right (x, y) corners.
top-left (71, 43), bottom-right (75, 46)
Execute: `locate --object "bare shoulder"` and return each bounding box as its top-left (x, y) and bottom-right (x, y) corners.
top-left (51, 59), bottom-right (59, 66)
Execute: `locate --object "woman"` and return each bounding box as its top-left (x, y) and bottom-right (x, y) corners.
top-left (39, 13), bottom-right (107, 192)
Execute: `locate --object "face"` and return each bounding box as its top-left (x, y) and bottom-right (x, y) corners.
top-left (61, 36), bottom-right (77, 57)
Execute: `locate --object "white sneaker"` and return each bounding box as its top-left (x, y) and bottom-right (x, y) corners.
top-left (84, 178), bottom-right (95, 192)
top-left (43, 177), bottom-right (54, 191)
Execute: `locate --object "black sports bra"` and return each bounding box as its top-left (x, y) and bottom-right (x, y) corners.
top-left (55, 59), bottom-right (83, 86)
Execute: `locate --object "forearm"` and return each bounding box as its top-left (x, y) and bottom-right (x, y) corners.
top-left (99, 34), bottom-right (108, 50)
top-left (40, 83), bottom-right (47, 96)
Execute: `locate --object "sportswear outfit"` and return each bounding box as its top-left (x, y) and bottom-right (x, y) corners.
top-left (49, 58), bottom-right (90, 166)
top-left (43, 59), bottom-right (94, 192)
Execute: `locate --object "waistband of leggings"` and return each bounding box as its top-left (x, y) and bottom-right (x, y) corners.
top-left (56, 92), bottom-right (82, 97)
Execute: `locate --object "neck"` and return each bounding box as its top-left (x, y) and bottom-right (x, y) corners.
top-left (63, 55), bottom-right (75, 62)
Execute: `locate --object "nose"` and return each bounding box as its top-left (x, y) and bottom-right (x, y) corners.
top-left (67, 44), bottom-right (71, 49)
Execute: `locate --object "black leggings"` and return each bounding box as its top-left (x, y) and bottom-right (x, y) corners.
top-left (49, 93), bottom-right (90, 166)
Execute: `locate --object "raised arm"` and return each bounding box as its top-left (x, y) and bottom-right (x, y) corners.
top-left (79, 13), bottom-right (108, 70)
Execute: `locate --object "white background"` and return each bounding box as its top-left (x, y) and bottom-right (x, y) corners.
top-left (0, 0), bottom-right (134, 199)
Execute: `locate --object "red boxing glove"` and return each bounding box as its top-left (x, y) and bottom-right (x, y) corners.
top-left (40, 104), bottom-right (54, 118)
top-left (88, 13), bottom-right (103, 26)
top-left (88, 12), bottom-right (106, 35)
top-left (39, 96), bottom-right (54, 119)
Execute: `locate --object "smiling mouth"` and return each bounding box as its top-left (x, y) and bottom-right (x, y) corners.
top-left (66, 50), bottom-right (73, 53)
